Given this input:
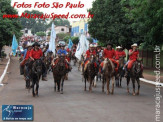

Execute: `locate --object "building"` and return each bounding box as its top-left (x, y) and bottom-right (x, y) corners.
top-left (21, 28), bottom-right (33, 36)
top-left (71, 19), bottom-right (89, 37)
top-left (46, 25), bottom-right (71, 36)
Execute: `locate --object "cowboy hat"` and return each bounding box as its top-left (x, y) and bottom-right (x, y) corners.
top-left (131, 43), bottom-right (138, 47)
top-left (90, 44), bottom-right (93, 47)
top-left (106, 42), bottom-right (113, 47)
top-left (26, 42), bottom-right (32, 47)
top-left (32, 42), bottom-right (40, 47)
top-left (116, 46), bottom-right (122, 49)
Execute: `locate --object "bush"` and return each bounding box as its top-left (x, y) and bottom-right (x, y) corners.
top-left (57, 33), bottom-right (70, 40)
top-left (71, 36), bottom-right (79, 44)
top-left (36, 31), bottom-right (46, 36)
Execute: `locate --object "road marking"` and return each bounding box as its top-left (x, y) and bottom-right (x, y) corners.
top-left (0, 57), bottom-right (11, 85)
top-left (140, 78), bottom-right (163, 87)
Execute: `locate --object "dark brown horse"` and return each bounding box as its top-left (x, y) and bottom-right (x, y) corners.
top-left (24, 59), bottom-right (32, 89)
top-left (31, 59), bottom-right (42, 97)
top-left (102, 58), bottom-right (115, 95)
top-left (127, 60), bottom-right (142, 96)
top-left (115, 57), bottom-right (125, 87)
top-left (52, 56), bottom-right (67, 94)
top-left (83, 55), bottom-right (98, 92)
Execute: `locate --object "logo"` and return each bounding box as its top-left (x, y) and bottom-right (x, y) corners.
top-left (2, 105), bottom-right (33, 121)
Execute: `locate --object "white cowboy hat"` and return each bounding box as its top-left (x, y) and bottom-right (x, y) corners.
top-left (90, 44), bottom-right (93, 47)
top-left (131, 43), bottom-right (138, 47)
top-left (27, 42), bottom-right (32, 47)
top-left (116, 46), bottom-right (122, 49)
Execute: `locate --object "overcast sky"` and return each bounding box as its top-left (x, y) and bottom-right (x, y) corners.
top-left (11, 0), bottom-right (95, 22)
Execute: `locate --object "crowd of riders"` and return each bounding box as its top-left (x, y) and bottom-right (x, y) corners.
top-left (18, 40), bottom-right (143, 83)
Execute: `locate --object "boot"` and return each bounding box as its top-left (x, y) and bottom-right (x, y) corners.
top-left (20, 65), bottom-right (24, 75)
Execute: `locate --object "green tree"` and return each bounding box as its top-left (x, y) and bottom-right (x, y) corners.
top-left (36, 31), bottom-right (46, 37)
top-left (71, 37), bottom-right (79, 44)
top-left (19, 10), bottom-right (48, 35)
top-left (56, 33), bottom-right (70, 40)
top-left (0, 0), bottom-right (22, 57)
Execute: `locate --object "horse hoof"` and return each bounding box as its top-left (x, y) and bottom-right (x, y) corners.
top-left (136, 92), bottom-right (139, 95)
top-left (32, 94), bottom-right (35, 97)
top-left (60, 91), bottom-right (63, 94)
top-left (84, 89), bottom-right (86, 91)
top-left (133, 93), bottom-right (136, 96)
top-left (111, 91), bottom-right (114, 94)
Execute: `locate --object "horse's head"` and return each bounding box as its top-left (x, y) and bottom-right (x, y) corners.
top-left (119, 57), bottom-right (125, 68)
top-left (103, 58), bottom-right (114, 74)
top-left (33, 59), bottom-right (42, 75)
top-left (58, 56), bottom-right (65, 67)
top-left (90, 55), bottom-right (96, 63)
top-left (133, 60), bottom-right (142, 74)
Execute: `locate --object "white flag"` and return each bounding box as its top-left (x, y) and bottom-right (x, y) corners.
top-left (48, 22), bottom-right (56, 55)
top-left (75, 34), bottom-right (89, 60)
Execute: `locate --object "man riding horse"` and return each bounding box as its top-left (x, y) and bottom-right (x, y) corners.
top-left (29, 42), bottom-right (47, 81)
top-left (100, 43), bottom-right (119, 73)
top-left (124, 43), bottom-right (143, 78)
top-left (52, 44), bottom-right (71, 72)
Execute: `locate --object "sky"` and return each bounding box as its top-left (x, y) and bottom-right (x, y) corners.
top-left (11, 0), bottom-right (95, 22)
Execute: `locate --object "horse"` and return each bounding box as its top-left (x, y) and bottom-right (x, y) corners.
top-left (45, 52), bottom-right (53, 73)
top-left (23, 59), bottom-right (32, 89)
top-left (52, 56), bottom-right (67, 94)
top-left (78, 54), bottom-right (84, 71)
top-left (115, 57), bottom-right (125, 87)
top-left (83, 55), bottom-right (98, 92)
top-left (126, 60), bottom-right (142, 96)
top-left (72, 53), bottom-right (77, 66)
top-left (31, 59), bottom-right (42, 97)
top-left (102, 58), bottom-right (115, 95)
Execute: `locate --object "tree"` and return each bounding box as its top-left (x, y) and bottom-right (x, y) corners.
top-left (47, 19), bottom-right (70, 28)
top-left (36, 31), bottom-right (46, 37)
top-left (19, 10), bottom-right (48, 35)
top-left (56, 33), bottom-right (70, 40)
top-left (0, 0), bottom-right (22, 57)
top-left (71, 37), bottom-right (79, 44)
top-left (88, 0), bottom-right (136, 49)
top-left (128, 0), bottom-right (163, 49)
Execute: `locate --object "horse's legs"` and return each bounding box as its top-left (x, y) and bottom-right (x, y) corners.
top-left (57, 80), bottom-right (60, 92)
top-left (102, 78), bottom-right (105, 92)
top-left (36, 81), bottom-right (39, 96)
top-left (60, 78), bottom-right (64, 94)
top-left (136, 78), bottom-right (140, 95)
top-left (127, 76), bottom-right (130, 94)
top-left (132, 78), bottom-right (136, 96)
top-left (84, 78), bottom-right (86, 91)
top-left (120, 76), bottom-right (122, 87)
top-left (111, 76), bottom-right (115, 94)
top-left (54, 79), bottom-right (56, 92)
top-left (89, 79), bottom-right (92, 92)
top-left (32, 80), bottom-right (35, 97)
top-left (106, 77), bottom-right (110, 95)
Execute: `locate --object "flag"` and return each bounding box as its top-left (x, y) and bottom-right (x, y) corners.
top-left (48, 22), bottom-right (56, 55)
top-left (68, 39), bottom-right (73, 50)
top-left (75, 34), bottom-right (89, 60)
top-left (11, 34), bottom-right (18, 56)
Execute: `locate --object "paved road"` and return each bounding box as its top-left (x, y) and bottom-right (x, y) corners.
top-left (0, 57), bottom-right (162, 122)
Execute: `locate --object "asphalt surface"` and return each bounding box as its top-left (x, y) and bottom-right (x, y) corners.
top-left (0, 57), bottom-right (162, 122)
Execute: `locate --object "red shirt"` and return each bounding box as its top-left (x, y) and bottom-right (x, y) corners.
top-left (103, 49), bottom-right (116, 59)
top-left (86, 49), bottom-right (96, 58)
top-left (25, 50), bottom-right (31, 60)
top-left (115, 50), bottom-right (126, 60)
top-left (67, 48), bottom-right (70, 52)
top-left (129, 49), bottom-right (139, 60)
top-left (30, 49), bottom-right (43, 59)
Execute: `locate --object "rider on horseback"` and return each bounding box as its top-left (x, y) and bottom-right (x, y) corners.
top-left (115, 46), bottom-right (126, 61)
top-left (53, 44), bottom-right (72, 72)
top-left (20, 42), bottom-right (33, 75)
top-left (84, 44), bottom-right (97, 71)
top-left (100, 43), bottom-right (119, 73)
top-left (124, 43), bottom-right (143, 78)
top-left (29, 42), bottom-right (47, 81)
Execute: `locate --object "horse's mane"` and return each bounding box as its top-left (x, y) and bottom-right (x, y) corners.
top-left (103, 58), bottom-right (114, 74)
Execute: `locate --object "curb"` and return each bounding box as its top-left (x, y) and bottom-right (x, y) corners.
top-left (0, 57), bottom-right (11, 86)
top-left (140, 78), bottom-right (163, 87)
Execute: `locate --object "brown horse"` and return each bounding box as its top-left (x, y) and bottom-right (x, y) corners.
top-left (83, 55), bottom-right (98, 92)
top-left (126, 60), bottom-right (142, 96)
top-left (52, 56), bottom-right (67, 94)
top-left (115, 57), bottom-right (125, 87)
top-left (102, 58), bottom-right (115, 94)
